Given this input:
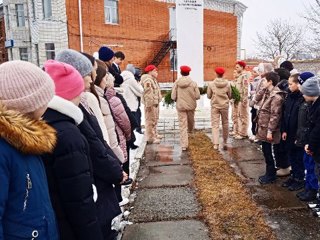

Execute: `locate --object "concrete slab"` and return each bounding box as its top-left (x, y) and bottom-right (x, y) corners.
top-left (130, 187), bottom-right (199, 223)
top-left (228, 145), bottom-right (264, 162)
top-left (267, 209), bottom-right (320, 240)
top-left (140, 165), bottom-right (193, 188)
top-left (122, 220), bottom-right (210, 240)
top-left (237, 159), bottom-right (265, 181)
top-left (146, 144), bottom-right (190, 167)
top-left (252, 185), bottom-right (305, 209)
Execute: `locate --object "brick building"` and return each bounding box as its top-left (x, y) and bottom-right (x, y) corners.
top-left (3, 0), bottom-right (68, 66)
top-left (0, 4), bottom-right (8, 63)
top-left (66, 0), bottom-right (246, 82)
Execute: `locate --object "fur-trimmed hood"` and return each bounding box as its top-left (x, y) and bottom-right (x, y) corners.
top-left (0, 105), bottom-right (56, 155)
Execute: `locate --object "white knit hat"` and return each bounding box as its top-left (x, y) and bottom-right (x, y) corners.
top-left (0, 61), bottom-right (55, 113)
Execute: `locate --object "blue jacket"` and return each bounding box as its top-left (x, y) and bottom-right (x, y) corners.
top-left (0, 108), bottom-right (58, 239)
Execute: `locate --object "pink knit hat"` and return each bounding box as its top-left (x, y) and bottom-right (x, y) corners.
top-left (44, 60), bottom-right (85, 100)
top-left (0, 60), bottom-right (55, 113)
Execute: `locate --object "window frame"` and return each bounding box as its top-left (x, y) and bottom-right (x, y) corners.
top-left (19, 48), bottom-right (29, 61)
top-left (45, 43), bottom-right (55, 60)
top-left (104, 0), bottom-right (119, 24)
top-left (42, 0), bottom-right (52, 19)
top-left (16, 4), bottom-right (25, 27)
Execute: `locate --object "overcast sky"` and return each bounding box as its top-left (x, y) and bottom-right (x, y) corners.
top-left (239, 0), bottom-right (309, 58)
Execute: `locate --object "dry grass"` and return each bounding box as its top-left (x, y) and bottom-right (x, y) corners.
top-left (189, 132), bottom-right (276, 240)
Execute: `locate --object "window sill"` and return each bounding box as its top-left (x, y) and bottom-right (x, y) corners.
top-left (104, 22), bottom-right (119, 26)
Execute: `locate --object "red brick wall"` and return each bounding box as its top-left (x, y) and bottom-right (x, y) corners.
top-left (0, 16), bottom-right (8, 64)
top-left (66, 0), bottom-right (237, 82)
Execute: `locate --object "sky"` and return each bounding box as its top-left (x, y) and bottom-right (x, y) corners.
top-left (238, 0), bottom-right (309, 58)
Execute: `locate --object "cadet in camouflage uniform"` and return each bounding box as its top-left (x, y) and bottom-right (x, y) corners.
top-left (141, 65), bottom-right (162, 144)
top-left (234, 61), bottom-right (249, 139)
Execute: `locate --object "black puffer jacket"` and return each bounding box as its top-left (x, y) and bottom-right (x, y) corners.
top-left (42, 106), bottom-right (103, 240)
top-left (307, 97), bottom-right (320, 162)
top-left (78, 105), bottom-right (122, 237)
top-left (281, 91), bottom-right (304, 149)
top-left (295, 101), bottom-right (311, 147)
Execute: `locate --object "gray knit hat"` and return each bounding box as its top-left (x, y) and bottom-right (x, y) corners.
top-left (126, 64), bottom-right (136, 75)
top-left (300, 76), bottom-right (320, 97)
top-left (55, 49), bottom-right (93, 77)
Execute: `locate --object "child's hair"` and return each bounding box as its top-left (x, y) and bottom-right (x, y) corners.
top-left (274, 68), bottom-right (290, 80)
top-left (265, 72), bottom-right (280, 86)
top-left (114, 51), bottom-right (125, 60)
top-left (289, 74), bottom-right (299, 84)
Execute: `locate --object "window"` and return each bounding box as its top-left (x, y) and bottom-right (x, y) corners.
top-left (35, 44), bottom-right (40, 66)
top-left (16, 4), bottom-right (25, 27)
top-left (170, 49), bottom-right (177, 71)
top-left (31, 0), bottom-right (36, 19)
top-left (5, 6), bottom-right (10, 30)
top-left (104, 0), bottom-right (118, 24)
top-left (42, 0), bottom-right (52, 19)
top-left (19, 48), bottom-right (28, 61)
top-left (45, 43), bottom-right (55, 60)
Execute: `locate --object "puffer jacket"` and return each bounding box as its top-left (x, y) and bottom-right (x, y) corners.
top-left (256, 86), bottom-right (286, 144)
top-left (171, 76), bottom-right (200, 111)
top-left (295, 101), bottom-right (311, 147)
top-left (95, 85), bottom-right (125, 163)
top-left (82, 92), bottom-right (110, 144)
top-left (0, 106), bottom-right (58, 240)
top-left (281, 91), bottom-right (304, 148)
top-left (121, 70), bottom-right (144, 111)
top-left (306, 97), bottom-right (320, 162)
top-left (141, 74), bottom-right (162, 107)
top-left (105, 87), bottom-right (132, 162)
top-left (207, 78), bottom-right (231, 109)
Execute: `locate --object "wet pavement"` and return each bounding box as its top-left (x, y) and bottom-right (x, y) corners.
top-left (220, 136), bottom-right (320, 239)
top-left (122, 132), bottom-right (211, 240)
top-left (122, 131), bottom-right (320, 239)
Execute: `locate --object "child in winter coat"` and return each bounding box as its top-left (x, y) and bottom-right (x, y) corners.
top-left (43, 60), bottom-right (104, 240)
top-left (281, 74), bottom-right (305, 191)
top-left (171, 66), bottom-right (200, 150)
top-left (0, 61), bottom-right (59, 239)
top-left (256, 72), bottom-right (286, 184)
top-left (300, 76), bottom-right (320, 212)
top-left (207, 67), bottom-right (232, 150)
top-left (294, 73), bottom-right (319, 202)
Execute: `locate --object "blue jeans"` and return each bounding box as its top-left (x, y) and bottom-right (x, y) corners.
top-left (304, 153), bottom-right (318, 190)
top-left (288, 146), bottom-right (305, 180)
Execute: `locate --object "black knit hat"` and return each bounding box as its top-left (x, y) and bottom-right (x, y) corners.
top-left (280, 61), bottom-right (294, 71)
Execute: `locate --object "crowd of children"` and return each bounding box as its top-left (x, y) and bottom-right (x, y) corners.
top-left (0, 47), bottom-right (148, 239)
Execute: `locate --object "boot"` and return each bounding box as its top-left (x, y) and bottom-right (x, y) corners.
top-left (282, 176), bottom-right (295, 188)
top-left (299, 189), bottom-right (318, 202)
top-left (258, 174), bottom-right (276, 184)
top-left (288, 179), bottom-right (305, 191)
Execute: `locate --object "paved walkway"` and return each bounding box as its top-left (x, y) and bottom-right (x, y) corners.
top-left (122, 132), bottom-right (210, 240)
top-left (122, 130), bottom-right (320, 240)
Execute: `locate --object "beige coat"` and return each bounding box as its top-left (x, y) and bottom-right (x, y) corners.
top-left (171, 76), bottom-right (200, 111)
top-left (95, 85), bottom-right (125, 163)
top-left (255, 86), bottom-right (286, 144)
top-left (141, 74), bottom-right (161, 107)
top-left (207, 78), bottom-right (232, 109)
top-left (82, 92), bottom-right (110, 144)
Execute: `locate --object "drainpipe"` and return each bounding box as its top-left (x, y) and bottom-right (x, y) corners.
top-left (78, 0), bottom-right (83, 52)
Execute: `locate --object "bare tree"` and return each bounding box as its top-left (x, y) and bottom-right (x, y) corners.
top-left (255, 19), bottom-right (305, 60)
top-left (303, 0), bottom-right (320, 56)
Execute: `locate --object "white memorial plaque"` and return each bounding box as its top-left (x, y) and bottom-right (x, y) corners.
top-left (176, 0), bottom-right (204, 87)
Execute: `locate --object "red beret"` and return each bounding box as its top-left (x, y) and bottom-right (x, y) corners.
top-left (145, 65), bottom-right (157, 73)
top-left (236, 61), bottom-right (246, 68)
top-left (180, 65), bottom-right (191, 73)
top-left (215, 67), bottom-right (225, 75)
